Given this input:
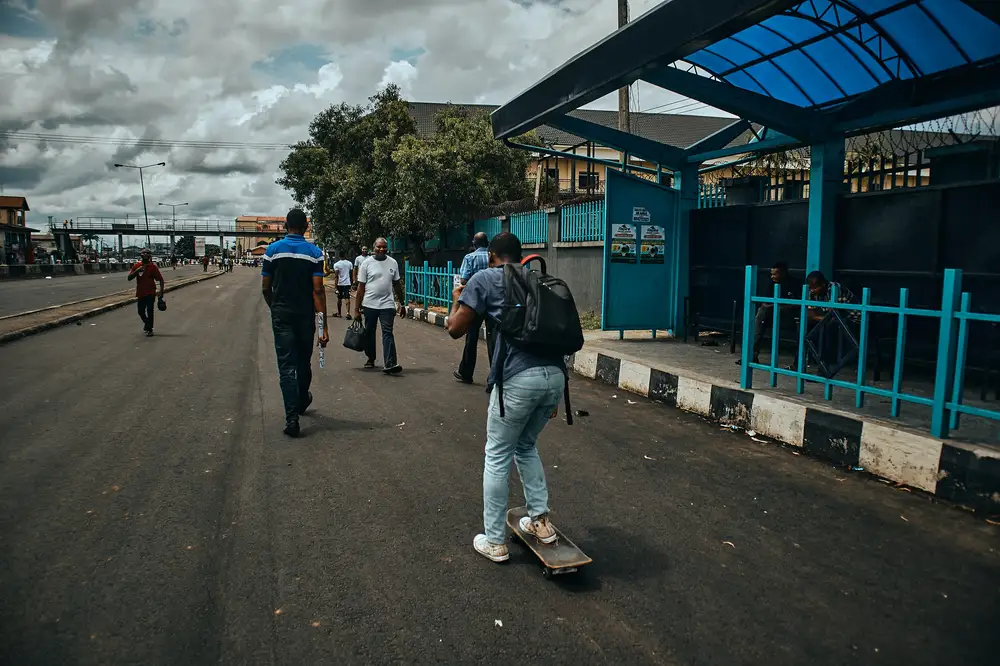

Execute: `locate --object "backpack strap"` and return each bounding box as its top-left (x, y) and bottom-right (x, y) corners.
top-left (495, 332), bottom-right (507, 418)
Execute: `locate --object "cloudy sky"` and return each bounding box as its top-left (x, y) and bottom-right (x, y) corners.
top-left (0, 0), bottom-right (704, 228)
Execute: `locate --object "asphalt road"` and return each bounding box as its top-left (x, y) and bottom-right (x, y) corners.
top-left (0, 264), bottom-right (209, 317)
top-left (0, 270), bottom-right (997, 666)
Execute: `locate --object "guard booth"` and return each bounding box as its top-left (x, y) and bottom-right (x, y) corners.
top-left (601, 168), bottom-right (678, 334)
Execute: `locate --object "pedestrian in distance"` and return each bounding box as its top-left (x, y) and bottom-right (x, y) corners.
top-left (261, 209), bottom-right (329, 438)
top-left (127, 248), bottom-right (165, 338)
top-left (352, 246), bottom-right (369, 288)
top-left (353, 237), bottom-right (405, 375)
top-left (453, 231), bottom-right (494, 385)
top-left (446, 232), bottom-right (578, 563)
top-left (331, 250), bottom-right (355, 320)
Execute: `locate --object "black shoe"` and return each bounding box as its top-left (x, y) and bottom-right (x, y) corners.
top-left (383, 364), bottom-right (403, 375)
top-left (453, 370), bottom-right (473, 384)
top-left (345, 314), bottom-right (353, 321)
top-left (297, 391), bottom-right (313, 415)
top-left (283, 421), bottom-right (300, 438)
top-left (363, 359), bottom-right (376, 369)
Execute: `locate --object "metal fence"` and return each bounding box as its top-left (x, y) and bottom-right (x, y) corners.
top-left (474, 217), bottom-right (502, 240)
top-left (740, 266), bottom-right (1000, 439)
top-left (405, 260), bottom-right (455, 309)
top-left (560, 201), bottom-right (605, 242)
top-left (698, 183), bottom-right (727, 208)
top-left (509, 210), bottom-right (548, 245)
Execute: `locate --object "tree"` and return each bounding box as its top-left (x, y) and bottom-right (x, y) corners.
top-left (174, 235), bottom-right (196, 258)
top-left (389, 106), bottom-right (532, 259)
top-left (278, 87), bottom-right (534, 261)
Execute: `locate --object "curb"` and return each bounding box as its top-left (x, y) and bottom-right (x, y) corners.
top-left (400, 307), bottom-right (999, 514)
top-left (0, 272), bottom-right (225, 345)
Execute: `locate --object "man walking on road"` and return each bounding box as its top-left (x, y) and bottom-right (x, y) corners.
top-left (127, 249), bottom-right (165, 338)
top-left (331, 250), bottom-right (354, 319)
top-left (446, 232), bottom-right (567, 563)
top-left (454, 232), bottom-right (494, 384)
top-left (353, 237), bottom-right (405, 374)
top-left (352, 246), bottom-right (369, 286)
top-left (261, 209), bottom-right (329, 438)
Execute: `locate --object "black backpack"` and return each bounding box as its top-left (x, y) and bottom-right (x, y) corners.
top-left (494, 254), bottom-right (585, 425)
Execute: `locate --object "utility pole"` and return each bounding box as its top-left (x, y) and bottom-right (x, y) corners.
top-left (617, 0), bottom-right (630, 134)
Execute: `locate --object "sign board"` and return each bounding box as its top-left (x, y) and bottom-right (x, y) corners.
top-left (111, 223), bottom-right (136, 231)
top-left (609, 223), bottom-right (637, 263)
top-left (602, 169), bottom-right (678, 332)
top-left (194, 237), bottom-right (206, 256)
top-left (640, 225), bottom-right (665, 264)
top-left (632, 207), bottom-right (650, 223)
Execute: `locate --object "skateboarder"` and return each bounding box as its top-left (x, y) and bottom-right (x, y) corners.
top-left (446, 232), bottom-right (566, 562)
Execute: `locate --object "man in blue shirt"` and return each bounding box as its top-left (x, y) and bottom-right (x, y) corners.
top-left (453, 232), bottom-right (493, 384)
top-left (261, 209), bottom-right (329, 438)
top-left (446, 232), bottom-right (567, 563)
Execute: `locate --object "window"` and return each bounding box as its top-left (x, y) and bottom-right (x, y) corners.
top-left (545, 168), bottom-right (558, 180)
top-left (579, 172), bottom-right (599, 188)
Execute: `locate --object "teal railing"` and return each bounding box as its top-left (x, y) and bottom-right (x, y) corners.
top-left (474, 217), bottom-right (502, 240)
top-left (698, 183), bottom-right (726, 208)
top-left (405, 260), bottom-right (455, 309)
top-left (560, 201), bottom-right (605, 242)
top-left (509, 210), bottom-right (548, 245)
top-left (740, 266), bottom-right (1000, 439)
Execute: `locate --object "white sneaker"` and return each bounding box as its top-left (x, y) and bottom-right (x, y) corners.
top-left (519, 514), bottom-right (557, 544)
top-left (473, 534), bottom-right (509, 562)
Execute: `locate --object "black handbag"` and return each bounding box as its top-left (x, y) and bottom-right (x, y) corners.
top-left (157, 297), bottom-right (167, 311)
top-left (342, 319), bottom-right (365, 352)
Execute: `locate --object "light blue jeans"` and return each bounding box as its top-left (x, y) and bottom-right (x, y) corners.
top-left (483, 366), bottom-right (564, 544)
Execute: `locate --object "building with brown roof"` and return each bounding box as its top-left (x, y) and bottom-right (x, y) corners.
top-left (0, 196), bottom-right (39, 264)
top-left (234, 215), bottom-right (314, 258)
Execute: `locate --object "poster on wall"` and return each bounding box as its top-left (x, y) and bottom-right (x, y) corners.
top-left (640, 225), bottom-right (665, 264)
top-left (609, 223), bottom-right (637, 263)
top-left (632, 207), bottom-right (650, 224)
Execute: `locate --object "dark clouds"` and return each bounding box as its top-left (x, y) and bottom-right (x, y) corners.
top-left (0, 0), bottom-right (682, 223)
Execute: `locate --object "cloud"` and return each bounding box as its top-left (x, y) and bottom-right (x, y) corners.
top-left (0, 0), bottom-right (695, 232)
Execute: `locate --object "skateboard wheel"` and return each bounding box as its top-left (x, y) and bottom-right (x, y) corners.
top-left (541, 567), bottom-right (551, 579)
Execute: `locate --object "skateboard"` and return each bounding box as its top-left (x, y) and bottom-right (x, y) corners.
top-left (506, 506), bottom-right (592, 579)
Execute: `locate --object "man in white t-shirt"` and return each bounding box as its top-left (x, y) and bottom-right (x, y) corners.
top-left (352, 246), bottom-right (369, 287)
top-left (353, 237), bottom-right (405, 374)
top-left (331, 250), bottom-right (355, 319)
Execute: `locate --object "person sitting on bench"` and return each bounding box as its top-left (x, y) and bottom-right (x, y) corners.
top-left (738, 262), bottom-right (800, 365)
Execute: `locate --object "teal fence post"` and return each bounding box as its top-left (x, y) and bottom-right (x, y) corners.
top-left (795, 283), bottom-right (809, 394)
top-left (422, 260), bottom-right (430, 309)
top-left (949, 292), bottom-right (972, 431)
top-left (740, 265), bottom-right (757, 389)
top-left (890, 288), bottom-right (909, 417)
top-left (855, 287), bottom-right (871, 408)
top-left (930, 269), bottom-right (962, 438)
top-left (447, 261), bottom-right (454, 308)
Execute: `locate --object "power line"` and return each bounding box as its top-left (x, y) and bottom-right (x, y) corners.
top-left (0, 130), bottom-right (293, 150)
top-left (638, 98), bottom-right (709, 115)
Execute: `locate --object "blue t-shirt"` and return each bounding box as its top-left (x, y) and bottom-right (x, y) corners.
top-left (261, 234), bottom-right (324, 316)
top-left (459, 266), bottom-right (566, 388)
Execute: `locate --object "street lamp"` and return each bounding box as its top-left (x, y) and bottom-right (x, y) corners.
top-left (158, 201), bottom-right (188, 256)
top-left (114, 161), bottom-right (165, 248)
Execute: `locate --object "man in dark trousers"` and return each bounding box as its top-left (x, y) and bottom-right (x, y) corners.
top-left (127, 249), bottom-right (164, 337)
top-left (454, 232), bottom-right (494, 384)
top-left (261, 209), bottom-right (329, 437)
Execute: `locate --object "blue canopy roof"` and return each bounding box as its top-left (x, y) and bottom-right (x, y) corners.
top-left (491, 0), bottom-right (1000, 147)
top-left (684, 0), bottom-right (1000, 109)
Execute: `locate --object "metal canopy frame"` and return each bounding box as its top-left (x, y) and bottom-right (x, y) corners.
top-left (491, 0), bottom-right (1000, 167)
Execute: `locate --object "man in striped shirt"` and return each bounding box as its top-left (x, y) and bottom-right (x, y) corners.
top-left (261, 209), bottom-right (329, 438)
top-left (454, 232), bottom-right (493, 384)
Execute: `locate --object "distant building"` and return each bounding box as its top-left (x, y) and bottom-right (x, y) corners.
top-left (0, 196), bottom-right (38, 264)
top-left (32, 233), bottom-right (83, 255)
top-left (235, 214), bottom-right (313, 258)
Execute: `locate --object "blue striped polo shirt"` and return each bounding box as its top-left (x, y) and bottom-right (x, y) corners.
top-left (261, 234), bottom-right (324, 316)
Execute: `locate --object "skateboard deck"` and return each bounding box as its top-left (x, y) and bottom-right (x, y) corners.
top-left (506, 506), bottom-right (592, 578)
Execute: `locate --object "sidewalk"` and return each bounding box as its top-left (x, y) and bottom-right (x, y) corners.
top-left (573, 330), bottom-right (1000, 513)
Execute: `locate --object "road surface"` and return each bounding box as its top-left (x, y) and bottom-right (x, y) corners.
top-left (0, 270), bottom-right (996, 665)
top-left (0, 264), bottom-right (210, 317)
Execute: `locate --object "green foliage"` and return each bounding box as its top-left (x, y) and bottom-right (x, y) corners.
top-left (277, 86), bottom-right (533, 257)
top-left (174, 235), bottom-right (195, 258)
